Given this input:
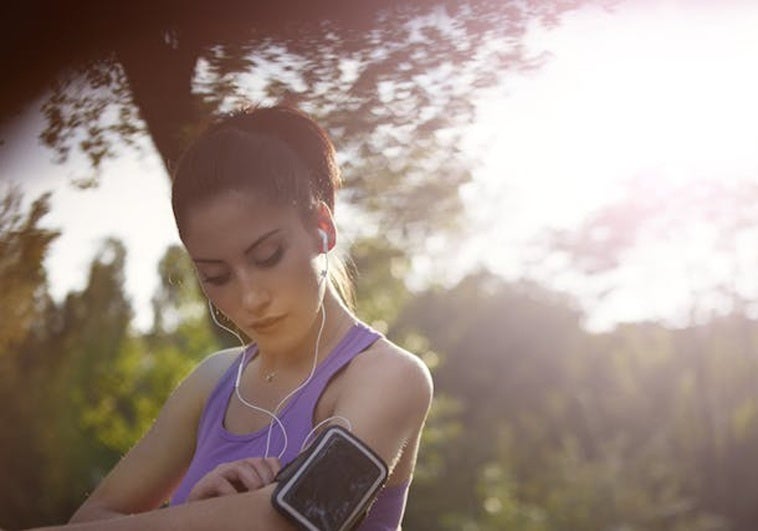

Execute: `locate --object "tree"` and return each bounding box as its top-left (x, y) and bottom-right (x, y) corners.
top-left (350, 235), bottom-right (412, 328)
top-left (32, 238), bottom-right (135, 520)
top-left (6, 241), bottom-right (222, 527)
top-left (391, 270), bottom-right (748, 529)
top-left (79, 244), bottom-right (219, 470)
top-left (2, 0), bottom-right (601, 246)
top-left (670, 315), bottom-right (758, 530)
top-left (394, 271), bottom-right (587, 526)
top-left (0, 189), bottom-right (59, 355)
top-left (0, 188), bottom-right (59, 528)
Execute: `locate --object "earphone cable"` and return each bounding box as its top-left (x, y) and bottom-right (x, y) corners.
top-left (231, 249), bottom-right (331, 458)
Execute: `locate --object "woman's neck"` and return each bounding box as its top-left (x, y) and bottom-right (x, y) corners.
top-left (253, 290), bottom-right (356, 379)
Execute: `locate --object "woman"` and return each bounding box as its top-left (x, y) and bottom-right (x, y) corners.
top-left (45, 105), bottom-right (432, 530)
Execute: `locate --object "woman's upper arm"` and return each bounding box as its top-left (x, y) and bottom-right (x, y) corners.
top-left (333, 343), bottom-right (433, 472)
top-left (70, 350), bottom-right (236, 521)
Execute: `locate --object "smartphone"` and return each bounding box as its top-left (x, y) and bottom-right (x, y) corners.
top-left (272, 425), bottom-right (388, 531)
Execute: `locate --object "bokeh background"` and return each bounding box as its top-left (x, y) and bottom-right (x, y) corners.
top-left (2, 1), bottom-right (758, 529)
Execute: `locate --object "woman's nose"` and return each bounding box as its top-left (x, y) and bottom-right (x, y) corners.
top-left (238, 273), bottom-right (270, 313)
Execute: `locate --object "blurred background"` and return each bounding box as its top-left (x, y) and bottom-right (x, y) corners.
top-left (2, 0), bottom-right (758, 529)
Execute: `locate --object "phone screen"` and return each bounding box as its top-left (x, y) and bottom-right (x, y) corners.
top-left (275, 429), bottom-right (386, 531)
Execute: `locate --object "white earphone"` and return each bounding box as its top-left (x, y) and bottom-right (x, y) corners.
top-left (317, 228), bottom-right (329, 279)
top-left (317, 228), bottom-right (328, 253)
top-left (211, 225), bottom-right (345, 459)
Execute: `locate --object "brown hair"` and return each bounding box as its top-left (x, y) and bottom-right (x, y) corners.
top-left (171, 105), bottom-right (354, 307)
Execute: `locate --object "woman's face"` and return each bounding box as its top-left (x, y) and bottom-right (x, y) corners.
top-left (181, 189), bottom-right (324, 353)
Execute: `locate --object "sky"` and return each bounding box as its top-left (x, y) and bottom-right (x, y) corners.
top-left (1, 109), bottom-right (181, 331)
top-left (3, 0), bottom-right (758, 332)
top-left (453, 0), bottom-right (758, 330)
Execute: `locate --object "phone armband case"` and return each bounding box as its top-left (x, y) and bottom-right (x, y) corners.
top-left (271, 425), bottom-right (388, 531)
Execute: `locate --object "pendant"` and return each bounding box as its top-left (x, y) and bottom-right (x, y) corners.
top-left (265, 372), bottom-right (276, 383)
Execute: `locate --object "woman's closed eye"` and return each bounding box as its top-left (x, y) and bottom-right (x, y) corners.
top-left (201, 272), bottom-right (230, 286)
top-left (198, 244), bottom-right (284, 285)
top-left (252, 245), bottom-right (284, 268)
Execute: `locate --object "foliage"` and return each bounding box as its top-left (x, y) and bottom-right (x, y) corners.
top-left (397, 271), bottom-right (756, 530)
top-left (0, 188), bottom-right (59, 528)
top-left (36, 238), bottom-right (135, 518)
top-left (2, 0), bottom-right (608, 251)
top-left (0, 200), bottom-right (221, 526)
top-left (3, 205), bottom-right (758, 529)
top-left (0, 188), bottom-right (59, 354)
top-left (350, 235), bottom-right (412, 330)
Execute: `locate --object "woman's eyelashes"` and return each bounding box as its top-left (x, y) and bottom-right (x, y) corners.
top-left (253, 245), bottom-right (284, 268)
top-left (201, 272), bottom-right (230, 286)
top-left (200, 246), bottom-right (285, 285)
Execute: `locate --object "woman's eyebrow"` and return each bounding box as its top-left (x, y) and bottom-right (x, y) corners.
top-left (192, 229), bottom-right (281, 264)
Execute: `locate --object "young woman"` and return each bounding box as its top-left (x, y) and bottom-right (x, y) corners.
top-left (39, 105), bottom-right (432, 530)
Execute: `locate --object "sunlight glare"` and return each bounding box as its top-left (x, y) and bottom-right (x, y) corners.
top-left (460, 1), bottom-right (758, 330)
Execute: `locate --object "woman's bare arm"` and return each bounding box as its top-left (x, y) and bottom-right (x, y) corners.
top-left (57, 341), bottom-right (432, 530)
top-left (69, 350), bottom-right (239, 522)
top-left (333, 341), bottom-right (434, 477)
top-left (34, 485), bottom-right (293, 531)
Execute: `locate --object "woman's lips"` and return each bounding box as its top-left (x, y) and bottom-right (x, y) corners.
top-left (249, 315), bottom-right (284, 332)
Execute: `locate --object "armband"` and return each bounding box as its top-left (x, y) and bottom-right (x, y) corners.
top-left (271, 425), bottom-right (388, 531)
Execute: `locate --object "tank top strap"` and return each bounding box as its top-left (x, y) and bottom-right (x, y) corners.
top-left (278, 321), bottom-right (382, 459)
top-left (306, 321), bottom-right (383, 390)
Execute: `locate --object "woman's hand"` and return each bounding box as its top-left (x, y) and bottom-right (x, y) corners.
top-left (187, 457), bottom-right (281, 502)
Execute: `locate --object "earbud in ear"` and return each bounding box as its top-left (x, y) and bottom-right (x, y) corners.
top-left (316, 229), bottom-right (329, 281)
top-left (317, 229), bottom-right (329, 254)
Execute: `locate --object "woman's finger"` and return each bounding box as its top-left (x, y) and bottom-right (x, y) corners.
top-left (186, 457), bottom-right (282, 502)
top-left (210, 476), bottom-right (240, 497)
top-left (234, 462), bottom-right (265, 490)
top-left (244, 457), bottom-right (280, 485)
top-left (188, 471), bottom-right (238, 502)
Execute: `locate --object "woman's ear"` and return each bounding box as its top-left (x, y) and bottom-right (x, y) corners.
top-left (314, 202), bottom-right (336, 252)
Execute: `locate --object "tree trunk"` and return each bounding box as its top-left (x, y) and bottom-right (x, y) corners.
top-left (116, 28), bottom-right (204, 173)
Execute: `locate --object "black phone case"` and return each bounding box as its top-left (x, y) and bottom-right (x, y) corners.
top-left (271, 426), bottom-right (388, 531)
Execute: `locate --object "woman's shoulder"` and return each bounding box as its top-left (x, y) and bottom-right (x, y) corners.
top-left (193, 346), bottom-right (245, 384)
top-left (370, 337), bottom-right (433, 380)
top-left (346, 334), bottom-right (433, 406)
top-left (177, 346), bottom-right (245, 403)
top-left (330, 333), bottom-right (433, 452)
top-left (201, 346), bottom-right (245, 371)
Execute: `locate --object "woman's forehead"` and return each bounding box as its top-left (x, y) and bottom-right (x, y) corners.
top-left (181, 190), bottom-right (302, 255)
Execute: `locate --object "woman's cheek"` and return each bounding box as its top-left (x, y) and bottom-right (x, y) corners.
top-left (208, 284), bottom-right (237, 317)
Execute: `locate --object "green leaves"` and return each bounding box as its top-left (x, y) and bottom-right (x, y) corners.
top-left (3, 194), bottom-right (758, 529)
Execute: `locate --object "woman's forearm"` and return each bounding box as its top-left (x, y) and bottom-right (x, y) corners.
top-left (68, 503), bottom-right (129, 524)
top-left (31, 485), bottom-right (293, 531)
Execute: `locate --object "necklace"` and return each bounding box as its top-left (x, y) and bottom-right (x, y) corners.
top-left (264, 370), bottom-right (276, 383)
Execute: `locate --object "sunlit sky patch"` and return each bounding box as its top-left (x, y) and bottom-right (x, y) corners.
top-left (448, 0), bottom-right (758, 331)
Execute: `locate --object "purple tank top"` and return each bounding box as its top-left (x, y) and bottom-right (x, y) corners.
top-left (170, 322), bottom-right (410, 529)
